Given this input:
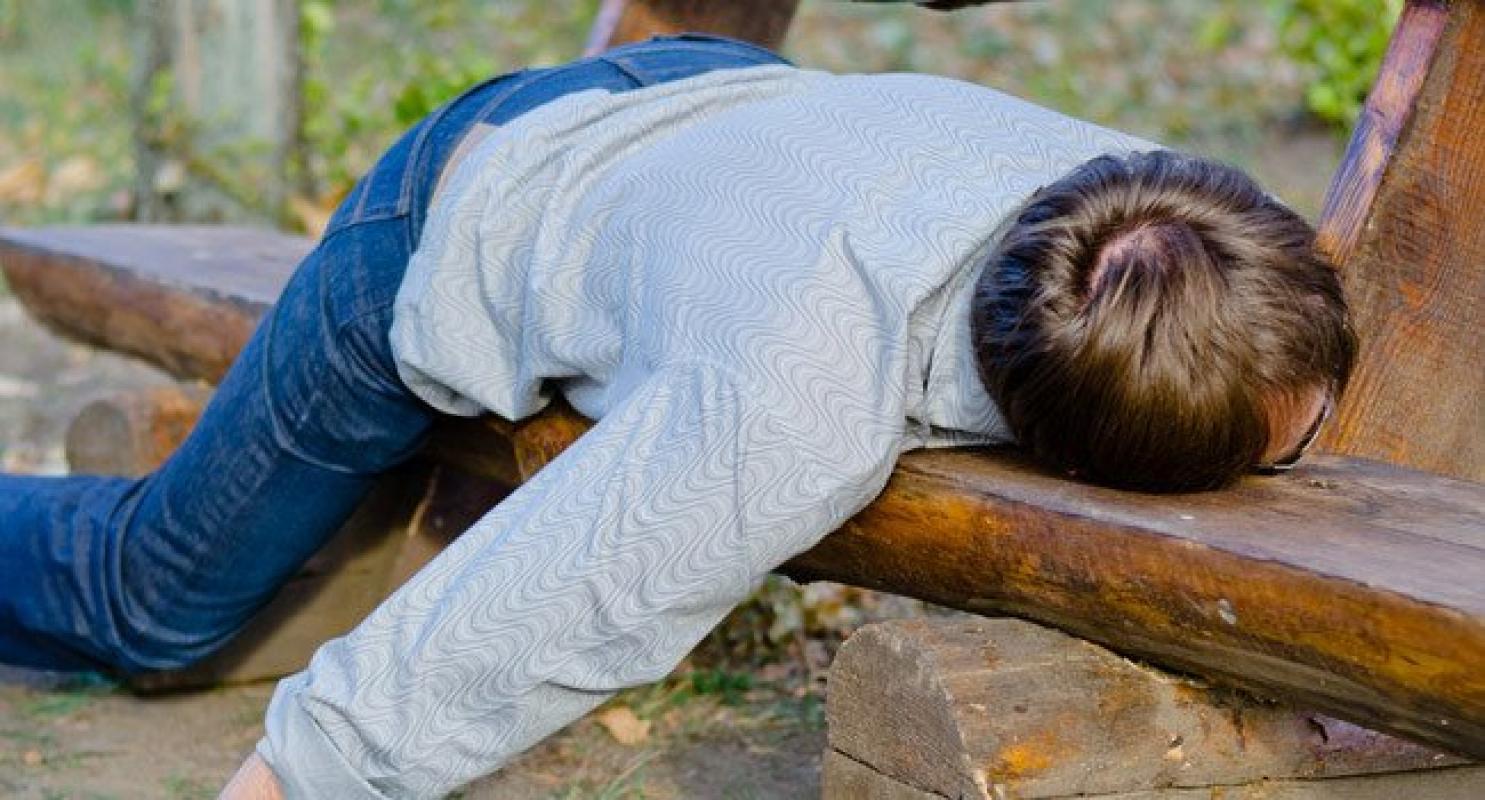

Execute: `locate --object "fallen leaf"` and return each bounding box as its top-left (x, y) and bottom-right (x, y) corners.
top-left (45, 155), bottom-right (106, 203)
top-left (596, 705), bottom-right (651, 746)
top-left (22, 748), bottom-right (43, 766)
top-left (0, 158), bottom-right (45, 205)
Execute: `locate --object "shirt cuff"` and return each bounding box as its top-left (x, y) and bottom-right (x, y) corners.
top-left (257, 674), bottom-right (389, 800)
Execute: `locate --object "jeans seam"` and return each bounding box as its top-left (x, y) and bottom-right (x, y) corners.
top-left (314, 214), bottom-right (394, 250)
top-left (328, 214), bottom-right (414, 393)
top-left (394, 94), bottom-right (467, 219)
top-left (260, 306), bottom-right (337, 473)
top-left (349, 169), bottom-right (372, 222)
top-left (597, 55), bottom-right (649, 87)
top-left (623, 36), bottom-right (792, 65)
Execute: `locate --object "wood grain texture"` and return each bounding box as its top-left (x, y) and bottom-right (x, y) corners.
top-left (789, 449), bottom-right (1485, 758)
top-left (824, 749), bottom-right (1485, 800)
top-left (584, 0), bottom-right (800, 55)
top-left (4, 224), bottom-right (1485, 756)
top-left (1314, 0), bottom-right (1485, 481)
top-left (826, 618), bottom-right (1466, 799)
top-left (0, 226), bottom-right (303, 382)
top-left (1315, 0), bottom-right (1448, 266)
top-left (823, 751), bottom-right (941, 800)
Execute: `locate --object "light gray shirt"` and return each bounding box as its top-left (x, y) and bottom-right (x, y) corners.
top-left (257, 64), bottom-right (1153, 798)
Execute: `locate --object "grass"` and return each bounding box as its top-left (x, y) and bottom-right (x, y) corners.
top-left (162, 773), bottom-right (216, 800)
top-left (18, 675), bottom-right (117, 721)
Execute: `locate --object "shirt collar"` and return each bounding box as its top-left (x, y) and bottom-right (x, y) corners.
top-left (919, 257), bottom-right (1012, 445)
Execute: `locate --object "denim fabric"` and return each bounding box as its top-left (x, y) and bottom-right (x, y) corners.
top-left (0, 34), bottom-right (789, 674)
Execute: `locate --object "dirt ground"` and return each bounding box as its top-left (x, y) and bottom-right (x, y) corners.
top-left (0, 662), bottom-right (824, 799)
top-left (0, 296), bottom-right (826, 799)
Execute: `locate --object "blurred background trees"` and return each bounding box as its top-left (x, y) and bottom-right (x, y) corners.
top-left (1, 0), bottom-right (1401, 233)
top-left (0, 0), bottom-right (1402, 234)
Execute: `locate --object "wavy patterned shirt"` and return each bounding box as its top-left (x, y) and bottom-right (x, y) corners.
top-left (258, 64), bottom-right (1153, 798)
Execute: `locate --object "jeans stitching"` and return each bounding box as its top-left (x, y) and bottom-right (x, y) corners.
top-left (597, 55), bottom-right (649, 87)
top-left (393, 87), bottom-right (474, 218)
top-left (618, 36), bottom-right (792, 65)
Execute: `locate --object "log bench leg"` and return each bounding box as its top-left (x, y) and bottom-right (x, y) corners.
top-left (823, 617), bottom-right (1482, 799)
top-left (65, 386), bottom-right (215, 478)
top-left (64, 388), bottom-right (511, 689)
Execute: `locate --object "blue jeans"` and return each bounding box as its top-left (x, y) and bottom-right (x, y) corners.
top-left (0, 35), bottom-right (789, 674)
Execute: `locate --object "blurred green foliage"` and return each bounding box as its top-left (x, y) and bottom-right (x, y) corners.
top-left (0, 0), bottom-right (136, 225)
top-left (1268, 0), bottom-right (1403, 127)
top-left (298, 0), bottom-right (597, 198)
top-left (3, 0), bottom-right (1357, 229)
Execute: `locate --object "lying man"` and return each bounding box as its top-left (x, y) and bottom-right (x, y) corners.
top-left (0, 34), bottom-right (1354, 798)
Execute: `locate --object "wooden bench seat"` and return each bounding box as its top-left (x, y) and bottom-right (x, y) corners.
top-left (3, 224), bottom-right (1482, 760)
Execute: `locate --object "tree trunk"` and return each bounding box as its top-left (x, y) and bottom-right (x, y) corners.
top-left (130, 0), bottom-right (301, 225)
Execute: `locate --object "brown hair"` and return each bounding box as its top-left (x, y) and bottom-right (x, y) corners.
top-left (970, 150), bottom-right (1356, 491)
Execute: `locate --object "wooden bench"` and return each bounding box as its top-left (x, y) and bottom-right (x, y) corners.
top-left (2, 0), bottom-right (1483, 795)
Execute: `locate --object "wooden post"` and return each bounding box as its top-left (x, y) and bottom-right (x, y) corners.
top-left (130, 0), bottom-right (301, 224)
top-left (65, 386), bottom-right (214, 477)
top-left (584, 0), bottom-right (800, 55)
top-left (1315, 0), bottom-right (1485, 483)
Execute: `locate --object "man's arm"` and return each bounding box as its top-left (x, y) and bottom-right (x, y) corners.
top-left (243, 361), bottom-right (898, 798)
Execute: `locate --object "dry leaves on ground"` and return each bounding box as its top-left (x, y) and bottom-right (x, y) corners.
top-left (595, 705), bottom-right (652, 747)
top-left (0, 157), bottom-right (45, 205)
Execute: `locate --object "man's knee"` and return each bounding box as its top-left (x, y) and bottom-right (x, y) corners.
top-left (103, 601), bottom-right (242, 675)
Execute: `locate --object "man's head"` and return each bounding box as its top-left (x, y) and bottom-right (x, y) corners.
top-left (971, 150), bottom-right (1356, 491)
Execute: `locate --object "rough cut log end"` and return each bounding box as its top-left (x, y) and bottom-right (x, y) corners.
top-left (65, 386), bottom-right (213, 477)
top-left (826, 618), bottom-right (1472, 800)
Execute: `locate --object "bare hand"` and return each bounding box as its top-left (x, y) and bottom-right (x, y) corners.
top-left (219, 752), bottom-right (284, 800)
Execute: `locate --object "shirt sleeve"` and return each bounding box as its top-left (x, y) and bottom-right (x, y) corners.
top-left (255, 360), bottom-right (900, 799)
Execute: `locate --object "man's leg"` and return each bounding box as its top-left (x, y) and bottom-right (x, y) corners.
top-left (0, 215), bottom-right (435, 674)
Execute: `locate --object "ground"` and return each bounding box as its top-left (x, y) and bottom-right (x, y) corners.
top-left (0, 663), bottom-right (825, 799)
